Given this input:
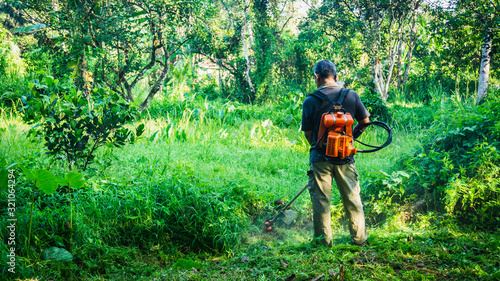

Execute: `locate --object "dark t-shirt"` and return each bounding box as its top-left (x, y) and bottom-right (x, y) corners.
top-left (301, 85), bottom-right (370, 164)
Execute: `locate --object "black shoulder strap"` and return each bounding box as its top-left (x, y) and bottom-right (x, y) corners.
top-left (309, 88), bottom-right (350, 106)
top-left (336, 88), bottom-right (349, 105)
top-left (309, 90), bottom-right (336, 105)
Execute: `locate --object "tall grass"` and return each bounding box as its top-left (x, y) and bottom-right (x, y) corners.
top-left (0, 74), bottom-right (436, 279)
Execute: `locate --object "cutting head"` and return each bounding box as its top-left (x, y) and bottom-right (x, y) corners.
top-left (282, 210), bottom-right (297, 225)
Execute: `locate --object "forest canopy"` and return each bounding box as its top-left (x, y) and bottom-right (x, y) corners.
top-left (2, 0), bottom-right (499, 105)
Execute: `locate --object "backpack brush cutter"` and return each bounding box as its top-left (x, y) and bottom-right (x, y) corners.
top-left (264, 107), bottom-right (392, 232)
top-left (264, 184), bottom-right (308, 232)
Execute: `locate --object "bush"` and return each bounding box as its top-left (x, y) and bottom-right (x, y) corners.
top-left (402, 90), bottom-right (500, 230)
top-left (21, 75), bottom-right (144, 171)
top-left (360, 83), bottom-right (391, 122)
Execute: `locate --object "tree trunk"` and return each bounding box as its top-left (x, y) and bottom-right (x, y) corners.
top-left (396, 25), bottom-right (404, 89)
top-left (372, 57), bottom-right (385, 101)
top-left (79, 52), bottom-right (91, 99)
top-left (242, 1), bottom-right (256, 95)
top-left (372, 41), bottom-right (398, 102)
top-left (402, 0), bottom-right (419, 88)
top-left (383, 41), bottom-right (399, 99)
top-left (477, 26), bottom-right (493, 104)
top-left (139, 56), bottom-right (171, 111)
top-left (402, 45), bottom-right (414, 87)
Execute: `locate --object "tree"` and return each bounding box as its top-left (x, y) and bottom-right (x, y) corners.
top-left (191, 0), bottom-right (297, 103)
top-left (251, 0), bottom-right (296, 101)
top-left (311, 0), bottom-right (422, 101)
top-left (430, 0), bottom-right (499, 103)
top-left (16, 0), bottom-right (205, 110)
top-left (458, 0), bottom-right (500, 104)
top-left (190, 0), bottom-right (251, 101)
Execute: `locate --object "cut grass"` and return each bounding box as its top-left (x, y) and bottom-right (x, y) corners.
top-left (68, 221), bottom-right (500, 280)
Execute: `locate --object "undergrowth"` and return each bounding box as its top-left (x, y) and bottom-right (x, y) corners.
top-left (1, 87), bottom-right (499, 280)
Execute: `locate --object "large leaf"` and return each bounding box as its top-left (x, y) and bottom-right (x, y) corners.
top-left (20, 166), bottom-right (35, 181)
top-left (59, 172), bottom-right (85, 189)
top-left (14, 24), bottom-right (47, 34)
top-left (24, 169), bottom-right (59, 194)
top-left (35, 170), bottom-right (59, 194)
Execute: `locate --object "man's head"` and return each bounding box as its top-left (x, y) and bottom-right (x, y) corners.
top-left (313, 60), bottom-right (337, 87)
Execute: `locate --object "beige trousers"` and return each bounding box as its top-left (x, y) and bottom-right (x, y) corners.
top-left (307, 161), bottom-right (367, 246)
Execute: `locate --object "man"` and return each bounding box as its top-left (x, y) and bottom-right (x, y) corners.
top-left (301, 59), bottom-right (370, 247)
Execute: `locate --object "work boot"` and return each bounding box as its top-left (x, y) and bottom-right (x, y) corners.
top-left (351, 240), bottom-right (369, 247)
top-left (311, 236), bottom-right (332, 247)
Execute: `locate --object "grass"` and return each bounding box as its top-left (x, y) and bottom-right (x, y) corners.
top-left (1, 96), bottom-right (499, 280)
top-left (24, 220), bottom-right (499, 280)
top-left (152, 222), bottom-right (500, 281)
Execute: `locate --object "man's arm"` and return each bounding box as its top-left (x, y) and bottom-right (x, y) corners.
top-left (353, 117), bottom-right (370, 139)
top-left (304, 131), bottom-right (313, 146)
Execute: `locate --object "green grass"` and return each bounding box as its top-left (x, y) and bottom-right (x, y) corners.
top-left (1, 97), bottom-right (499, 280)
top-left (24, 221), bottom-right (499, 280)
top-left (152, 223), bottom-right (500, 281)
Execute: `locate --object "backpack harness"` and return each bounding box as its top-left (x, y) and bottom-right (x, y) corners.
top-left (309, 88), bottom-right (393, 160)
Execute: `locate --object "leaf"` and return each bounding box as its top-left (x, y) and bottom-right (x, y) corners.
top-left (14, 24), bottom-right (47, 34)
top-left (32, 169), bottom-right (59, 194)
top-left (20, 166), bottom-right (36, 181)
top-left (44, 76), bottom-right (54, 86)
top-left (42, 247), bottom-right (73, 261)
top-left (67, 60), bottom-right (79, 69)
top-left (149, 130), bottom-right (159, 142)
top-left (129, 10), bottom-right (148, 18)
top-left (173, 258), bottom-right (202, 270)
top-left (136, 123), bottom-right (145, 137)
top-left (60, 172), bottom-right (85, 189)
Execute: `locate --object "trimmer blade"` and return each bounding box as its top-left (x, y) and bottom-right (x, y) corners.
top-left (282, 210), bottom-right (297, 225)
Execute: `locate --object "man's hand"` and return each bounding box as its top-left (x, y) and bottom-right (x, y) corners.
top-left (353, 117), bottom-right (370, 139)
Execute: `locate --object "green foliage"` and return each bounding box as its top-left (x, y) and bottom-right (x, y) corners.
top-left (14, 23), bottom-right (47, 34)
top-left (362, 170), bottom-right (411, 224)
top-left (0, 25), bottom-right (24, 76)
top-left (3, 82), bottom-right (500, 279)
top-left (173, 258), bottom-right (202, 270)
top-left (4, 1), bottom-right (500, 279)
top-left (21, 75), bottom-right (144, 170)
top-left (21, 167), bottom-right (59, 194)
top-left (401, 92), bottom-right (500, 230)
top-left (0, 23), bottom-right (31, 107)
top-left (251, 0), bottom-right (276, 101)
top-left (59, 171), bottom-right (85, 189)
top-left (15, 0), bottom-right (207, 110)
top-left (360, 83), bottom-right (391, 121)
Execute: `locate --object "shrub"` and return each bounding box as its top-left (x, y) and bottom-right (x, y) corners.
top-left (21, 75), bottom-right (144, 171)
top-left (360, 83), bottom-right (391, 122)
top-left (402, 90), bottom-right (500, 230)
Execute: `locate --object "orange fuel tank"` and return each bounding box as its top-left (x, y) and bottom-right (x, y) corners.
top-left (317, 111), bottom-right (357, 159)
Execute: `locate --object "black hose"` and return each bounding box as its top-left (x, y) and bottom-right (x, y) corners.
top-left (354, 121), bottom-right (392, 153)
